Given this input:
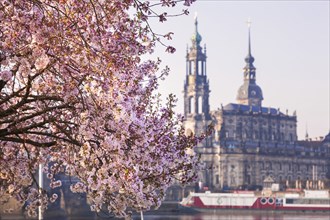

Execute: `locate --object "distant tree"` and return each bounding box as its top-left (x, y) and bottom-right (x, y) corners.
top-left (0, 0), bottom-right (203, 218)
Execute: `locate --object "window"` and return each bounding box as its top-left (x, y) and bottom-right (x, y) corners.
top-left (198, 61), bottom-right (203, 75)
top-left (286, 199), bottom-right (329, 205)
top-left (243, 130), bottom-right (247, 139)
top-left (216, 175), bottom-right (219, 184)
top-left (264, 131), bottom-right (268, 140)
top-left (190, 61), bottom-right (195, 74)
top-left (286, 199), bottom-right (294, 204)
top-left (268, 162), bottom-right (272, 170)
top-left (246, 175), bottom-right (251, 184)
top-left (198, 96), bottom-right (203, 114)
top-left (189, 97), bottom-right (194, 114)
top-left (254, 131), bottom-right (258, 139)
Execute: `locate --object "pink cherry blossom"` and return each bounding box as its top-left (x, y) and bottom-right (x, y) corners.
top-left (34, 54), bottom-right (50, 70)
top-left (0, 70), bottom-right (11, 81)
top-left (0, 0), bottom-right (203, 219)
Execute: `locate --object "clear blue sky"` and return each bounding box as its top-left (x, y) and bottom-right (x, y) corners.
top-left (147, 1), bottom-right (329, 140)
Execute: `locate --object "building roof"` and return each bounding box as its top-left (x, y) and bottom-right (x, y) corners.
top-left (296, 140), bottom-right (323, 148)
top-left (222, 103), bottom-right (286, 116)
top-left (322, 132), bottom-right (330, 143)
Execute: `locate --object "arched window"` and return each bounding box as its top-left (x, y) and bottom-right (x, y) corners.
top-left (254, 131), bottom-right (258, 139)
top-left (267, 162), bottom-right (272, 170)
top-left (245, 130), bottom-right (249, 139)
top-left (197, 96), bottom-right (203, 114)
top-left (198, 61), bottom-right (203, 75)
top-left (216, 175), bottom-right (219, 184)
top-left (189, 97), bottom-right (194, 114)
top-left (190, 61), bottom-right (195, 74)
top-left (189, 61), bottom-right (191, 75)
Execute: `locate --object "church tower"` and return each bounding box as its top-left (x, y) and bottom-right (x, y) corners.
top-left (183, 16), bottom-right (211, 141)
top-left (236, 22), bottom-right (263, 107)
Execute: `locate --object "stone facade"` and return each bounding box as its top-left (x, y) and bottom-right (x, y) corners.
top-left (197, 144), bottom-right (329, 191)
top-left (177, 18), bottom-right (330, 198)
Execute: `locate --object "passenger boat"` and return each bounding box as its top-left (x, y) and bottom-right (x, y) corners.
top-left (180, 190), bottom-right (330, 212)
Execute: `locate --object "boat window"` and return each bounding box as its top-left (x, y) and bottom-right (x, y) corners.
top-left (276, 198), bottom-right (283, 205)
top-left (286, 198), bottom-right (329, 205)
top-left (261, 198), bottom-right (267, 205)
top-left (286, 199), bottom-right (294, 204)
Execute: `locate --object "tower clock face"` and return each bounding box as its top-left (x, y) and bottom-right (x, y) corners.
top-left (251, 90), bottom-right (256, 96)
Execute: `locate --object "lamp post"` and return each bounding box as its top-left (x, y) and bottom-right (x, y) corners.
top-left (38, 163), bottom-right (43, 220)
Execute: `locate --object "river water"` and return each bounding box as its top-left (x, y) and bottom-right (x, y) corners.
top-left (135, 213), bottom-right (330, 220)
top-left (2, 212), bottom-right (329, 220)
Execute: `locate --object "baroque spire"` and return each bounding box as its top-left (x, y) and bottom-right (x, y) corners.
top-left (236, 19), bottom-right (263, 107)
top-left (243, 18), bottom-right (256, 81)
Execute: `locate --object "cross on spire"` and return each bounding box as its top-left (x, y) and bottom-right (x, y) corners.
top-left (247, 17), bottom-right (252, 28)
top-left (194, 12), bottom-right (198, 33)
top-left (191, 12), bottom-right (202, 46)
